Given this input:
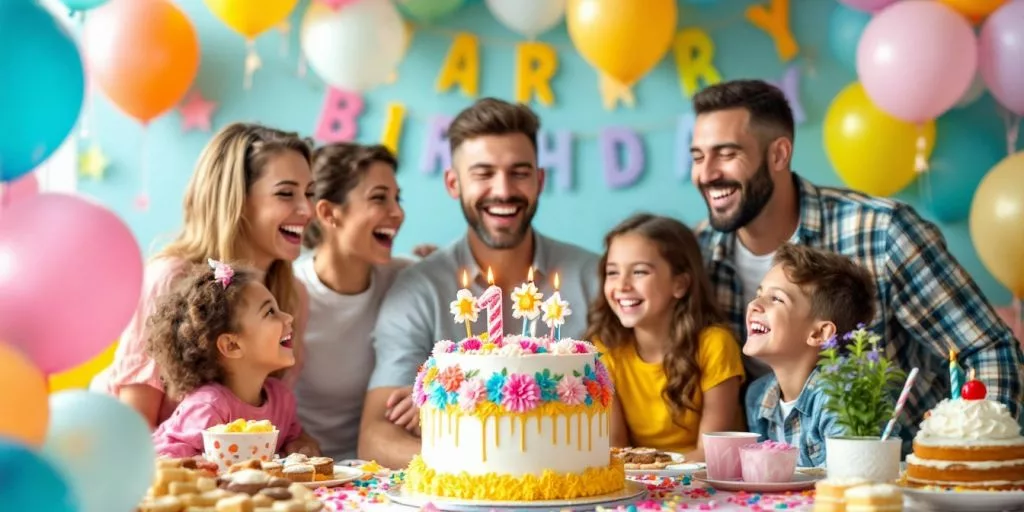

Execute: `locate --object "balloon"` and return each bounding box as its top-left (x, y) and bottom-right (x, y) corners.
top-left (486, 0), bottom-right (566, 39)
top-left (300, 0), bottom-right (407, 91)
top-left (567, 0), bottom-right (677, 87)
top-left (970, 151), bottom-right (1024, 297)
top-left (48, 341), bottom-right (117, 393)
top-left (838, 0), bottom-right (899, 12)
top-left (0, 438), bottom-right (77, 512)
top-left (82, 0), bottom-right (199, 123)
top-left (44, 391), bottom-right (155, 512)
top-left (203, 0), bottom-right (298, 39)
top-left (0, 0), bottom-right (84, 183)
top-left (824, 82), bottom-right (936, 197)
top-left (938, 0), bottom-right (1007, 22)
top-left (0, 342), bottom-right (49, 447)
top-left (0, 194), bottom-right (143, 374)
top-left (856, 0), bottom-right (977, 123)
top-left (396, 0), bottom-right (465, 23)
top-left (828, 3), bottom-right (872, 74)
top-left (979, 0), bottom-right (1024, 115)
top-left (956, 72), bottom-right (988, 108)
top-left (61, 0), bottom-right (109, 11)
top-left (923, 112), bottom-right (1004, 223)
top-left (0, 172), bottom-right (39, 204)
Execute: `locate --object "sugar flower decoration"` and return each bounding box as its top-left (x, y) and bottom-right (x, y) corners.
top-left (510, 281), bottom-right (543, 320)
top-left (450, 289), bottom-right (480, 324)
top-left (501, 373), bottom-right (541, 413)
top-left (541, 292), bottom-right (571, 328)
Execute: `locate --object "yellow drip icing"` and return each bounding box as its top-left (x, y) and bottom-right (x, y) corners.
top-left (447, 410), bottom-right (453, 437)
top-left (405, 455), bottom-right (625, 501)
top-left (519, 416), bottom-right (527, 452)
top-left (481, 416), bottom-right (487, 462)
top-left (576, 413), bottom-right (581, 451)
top-left (598, 411), bottom-right (603, 437)
top-left (565, 415), bottom-right (570, 444)
top-left (494, 414), bottom-right (500, 448)
top-left (587, 412), bottom-right (593, 451)
top-left (454, 414), bottom-right (460, 448)
top-left (551, 416), bottom-right (557, 445)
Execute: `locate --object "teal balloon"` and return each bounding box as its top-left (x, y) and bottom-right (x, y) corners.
top-left (43, 391), bottom-right (155, 512)
top-left (925, 113), bottom-right (1005, 223)
top-left (0, 0), bottom-right (84, 182)
top-left (60, 0), bottom-right (109, 11)
top-left (397, 0), bottom-right (465, 22)
top-left (828, 4), bottom-right (871, 74)
top-left (0, 438), bottom-right (78, 512)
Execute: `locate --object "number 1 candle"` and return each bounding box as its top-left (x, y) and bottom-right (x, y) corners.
top-left (477, 267), bottom-right (503, 344)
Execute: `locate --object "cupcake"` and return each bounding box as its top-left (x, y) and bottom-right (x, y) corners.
top-left (283, 463), bottom-right (315, 482)
top-left (261, 460), bottom-right (284, 478)
top-left (814, 477), bottom-right (870, 512)
top-left (308, 457), bottom-right (334, 478)
top-left (739, 440), bottom-right (798, 483)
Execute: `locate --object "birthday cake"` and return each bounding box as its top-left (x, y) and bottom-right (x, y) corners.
top-left (905, 392), bottom-right (1024, 490)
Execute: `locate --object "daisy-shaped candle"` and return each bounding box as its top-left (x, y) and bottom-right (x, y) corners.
top-left (511, 267), bottom-right (543, 336)
top-left (541, 273), bottom-right (571, 340)
top-left (450, 269), bottom-right (479, 339)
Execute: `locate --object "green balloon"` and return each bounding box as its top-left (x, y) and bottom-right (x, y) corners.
top-left (397, 0), bottom-right (465, 22)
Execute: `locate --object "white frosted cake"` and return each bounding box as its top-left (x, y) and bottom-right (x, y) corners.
top-left (404, 336), bottom-right (625, 501)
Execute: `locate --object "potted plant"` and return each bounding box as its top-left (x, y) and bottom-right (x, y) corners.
top-left (818, 325), bottom-right (906, 482)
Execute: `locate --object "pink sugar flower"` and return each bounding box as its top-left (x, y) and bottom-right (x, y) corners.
top-left (573, 342), bottom-right (590, 354)
top-left (518, 339), bottom-right (538, 353)
top-left (556, 374), bottom-right (587, 406)
top-left (412, 370), bottom-right (428, 407)
top-left (457, 377), bottom-right (487, 413)
top-left (500, 373), bottom-right (541, 413)
top-left (459, 337), bottom-right (482, 352)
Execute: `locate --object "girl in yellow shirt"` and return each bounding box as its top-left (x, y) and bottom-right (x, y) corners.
top-left (586, 214), bottom-right (745, 462)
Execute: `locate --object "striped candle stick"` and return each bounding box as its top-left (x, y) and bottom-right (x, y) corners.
top-left (881, 367), bottom-right (919, 442)
top-left (477, 267), bottom-right (503, 344)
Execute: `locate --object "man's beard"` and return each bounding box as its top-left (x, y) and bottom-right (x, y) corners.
top-left (701, 158), bottom-right (775, 233)
top-left (461, 196), bottom-right (537, 249)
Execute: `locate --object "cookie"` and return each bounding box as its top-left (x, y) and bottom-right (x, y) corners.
top-left (229, 459), bottom-right (263, 473)
top-left (307, 457), bottom-right (334, 478)
top-left (170, 482), bottom-right (199, 496)
top-left (251, 494), bottom-right (274, 508)
top-left (620, 448), bottom-right (675, 470)
top-left (258, 487), bottom-right (292, 501)
top-left (266, 477), bottom-right (291, 489)
top-left (138, 495), bottom-right (185, 512)
top-left (215, 494), bottom-right (255, 512)
top-left (271, 501), bottom-right (305, 512)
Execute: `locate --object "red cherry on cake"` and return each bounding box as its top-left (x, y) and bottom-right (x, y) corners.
top-left (961, 379), bottom-right (987, 400)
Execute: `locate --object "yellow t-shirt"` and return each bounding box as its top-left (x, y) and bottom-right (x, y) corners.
top-left (594, 325), bottom-right (745, 453)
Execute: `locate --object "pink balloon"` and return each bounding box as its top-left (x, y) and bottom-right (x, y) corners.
top-left (856, 0), bottom-right (977, 123)
top-left (979, 0), bottom-right (1024, 116)
top-left (838, 0), bottom-right (900, 13)
top-left (0, 173), bottom-right (39, 205)
top-left (0, 193), bottom-right (143, 374)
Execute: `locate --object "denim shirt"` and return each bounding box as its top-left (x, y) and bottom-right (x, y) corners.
top-left (744, 369), bottom-right (845, 467)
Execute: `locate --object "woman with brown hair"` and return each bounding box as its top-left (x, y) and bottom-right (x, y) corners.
top-left (292, 142), bottom-right (411, 460)
top-left (93, 123), bottom-right (316, 431)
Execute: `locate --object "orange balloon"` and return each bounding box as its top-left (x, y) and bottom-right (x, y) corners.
top-left (938, 0), bottom-right (1006, 23)
top-left (0, 342), bottom-right (49, 447)
top-left (83, 0), bottom-right (200, 123)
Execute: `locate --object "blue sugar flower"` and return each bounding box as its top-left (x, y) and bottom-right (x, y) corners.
top-left (535, 370), bottom-right (559, 402)
top-left (428, 382), bottom-right (448, 410)
top-left (583, 363), bottom-right (596, 380)
top-left (486, 373), bottom-right (506, 404)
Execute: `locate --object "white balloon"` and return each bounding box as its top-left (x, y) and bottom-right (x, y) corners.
top-left (300, 0), bottom-right (407, 91)
top-left (485, 0), bottom-right (566, 39)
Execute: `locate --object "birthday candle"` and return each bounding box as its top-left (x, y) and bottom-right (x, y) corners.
top-left (511, 267), bottom-right (542, 336)
top-left (449, 269), bottom-right (478, 340)
top-left (477, 267), bottom-right (503, 344)
top-left (949, 348), bottom-right (965, 400)
top-left (541, 273), bottom-right (571, 340)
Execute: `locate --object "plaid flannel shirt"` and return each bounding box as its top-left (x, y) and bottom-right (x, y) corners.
top-left (697, 174), bottom-right (1024, 453)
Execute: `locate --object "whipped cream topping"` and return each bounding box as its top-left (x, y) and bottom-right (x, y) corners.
top-left (917, 399), bottom-right (1023, 445)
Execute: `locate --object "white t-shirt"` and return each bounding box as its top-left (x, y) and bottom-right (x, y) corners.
top-left (292, 255), bottom-right (411, 460)
top-left (734, 241), bottom-right (776, 379)
top-left (777, 398), bottom-right (797, 441)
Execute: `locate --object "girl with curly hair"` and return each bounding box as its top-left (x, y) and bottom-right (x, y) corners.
top-left (585, 213), bottom-right (744, 461)
top-left (150, 260), bottom-right (319, 458)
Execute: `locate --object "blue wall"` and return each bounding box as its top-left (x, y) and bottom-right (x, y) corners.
top-left (78, 0), bottom-right (1013, 306)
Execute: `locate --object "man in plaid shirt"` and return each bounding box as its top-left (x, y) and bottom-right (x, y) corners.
top-left (688, 79), bottom-right (1024, 452)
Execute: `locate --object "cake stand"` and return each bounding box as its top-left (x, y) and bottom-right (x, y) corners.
top-left (386, 480), bottom-right (648, 511)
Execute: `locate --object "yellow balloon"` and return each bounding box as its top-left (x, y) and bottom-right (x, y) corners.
top-left (970, 152), bottom-right (1024, 298)
top-left (823, 82), bottom-right (935, 197)
top-left (204, 0), bottom-right (299, 38)
top-left (48, 341), bottom-right (118, 393)
top-left (566, 0), bottom-right (677, 86)
top-left (937, 0), bottom-right (1006, 23)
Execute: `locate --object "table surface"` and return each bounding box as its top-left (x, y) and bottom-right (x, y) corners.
top-left (312, 471), bottom-right (817, 511)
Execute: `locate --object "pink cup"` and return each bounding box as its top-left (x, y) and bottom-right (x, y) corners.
top-left (740, 441), bottom-right (798, 483)
top-left (702, 432), bottom-right (760, 480)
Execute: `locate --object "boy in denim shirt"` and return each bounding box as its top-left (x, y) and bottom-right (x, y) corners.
top-left (743, 244), bottom-right (876, 467)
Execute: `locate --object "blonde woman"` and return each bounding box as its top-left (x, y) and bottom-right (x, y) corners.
top-left (93, 123), bottom-right (316, 432)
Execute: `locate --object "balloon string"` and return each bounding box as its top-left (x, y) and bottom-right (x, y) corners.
top-left (913, 124), bottom-right (931, 204)
top-left (244, 39), bottom-right (262, 90)
top-left (1003, 110), bottom-right (1020, 156)
top-left (137, 125), bottom-right (150, 212)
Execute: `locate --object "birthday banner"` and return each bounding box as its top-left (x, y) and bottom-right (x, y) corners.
top-left (312, 0), bottom-right (806, 191)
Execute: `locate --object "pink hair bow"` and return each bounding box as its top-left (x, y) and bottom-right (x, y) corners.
top-left (208, 259), bottom-right (234, 288)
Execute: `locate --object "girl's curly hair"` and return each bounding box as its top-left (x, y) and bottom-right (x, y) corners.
top-left (146, 262), bottom-right (259, 399)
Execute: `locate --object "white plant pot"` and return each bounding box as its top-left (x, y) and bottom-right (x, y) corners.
top-left (825, 436), bottom-right (902, 482)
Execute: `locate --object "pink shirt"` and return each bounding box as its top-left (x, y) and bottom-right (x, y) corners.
top-left (92, 257), bottom-right (189, 424)
top-left (153, 378), bottom-right (304, 458)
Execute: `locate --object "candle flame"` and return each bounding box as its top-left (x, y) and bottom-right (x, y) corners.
top-left (487, 267), bottom-right (494, 285)
top-left (462, 269), bottom-right (469, 288)
top-left (948, 347), bottom-right (958, 362)
top-left (527, 266), bottom-right (534, 282)
top-left (554, 272), bottom-right (560, 291)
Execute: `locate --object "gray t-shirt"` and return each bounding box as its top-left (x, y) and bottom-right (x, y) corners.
top-left (367, 232), bottom-right (600, 390)
top-left (293, 255), bottom-right (411, 460)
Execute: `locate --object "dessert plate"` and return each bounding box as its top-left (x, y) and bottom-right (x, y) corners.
top-left (902, 487), bottom-right (1024, 511)
top-left (300, 465), bottom-right (365, 488)
top-left (625, 452), bottom-right (703, 477)
top-left (387, 480), bottom-right (647, 511)
top-left (692, 470), bottom-right (821, 492)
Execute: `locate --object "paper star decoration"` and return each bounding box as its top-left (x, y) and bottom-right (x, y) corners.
top-left (78, 143), bottom-right (109, 180)
top-left (179, 91), bottom-right (218, 133)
